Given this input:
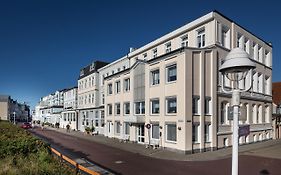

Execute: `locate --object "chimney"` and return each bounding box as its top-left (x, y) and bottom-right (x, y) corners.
top-left (129, 47), bottom-right (135, 53)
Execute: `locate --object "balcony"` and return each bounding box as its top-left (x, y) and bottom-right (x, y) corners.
top-left (123, 115), bottom-right (145, 123)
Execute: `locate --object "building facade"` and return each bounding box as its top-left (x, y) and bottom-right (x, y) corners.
top-left (0, 95), bottom-right (30, 122)
top-left (34, 90), bottom-right (66, 124)
top-left (102, 11), bottom-right (272, 153)
top-left (272, 82), bottom-right (281, 139)
top-left (77, 61), bottom-right (108, 133)
top-left (61, 87), bottom-right (78, 130)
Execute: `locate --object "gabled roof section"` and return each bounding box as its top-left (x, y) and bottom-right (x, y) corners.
top-left (79, 60), bottom-right (109, 80)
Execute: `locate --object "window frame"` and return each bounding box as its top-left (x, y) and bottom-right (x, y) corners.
top-left (166, 123), bottom-right (177, 143)
top-left (166, 64), bottom-right (177, 83)
top-left (151, 98), bottom-right (160, 115)
top-left (151, 69), bottom-right (160, 86)
top-left (166, 96), bottom-right (177, 114)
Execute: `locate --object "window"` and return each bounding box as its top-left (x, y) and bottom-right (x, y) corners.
top-left (193, 96), bottom-right (200, 115)
top-left (115, 103), bottom-right (121, 115)
top-left (166, 124), bottom-right (177, 142)
top-left (115, 81), bottom-right (121, 94)
top-left (197, 28), bottom-right (205, 48)
top-left (124, 102), bottom-right (130, 115)
top-left (115, 121), bottom-right (120, 134)
top-left (91, 76), bottom-right (94, 86)
top-left (124, 122), bottom-right (130, 135)
top-left (165, 42), bottom-right (171, 53)
top-left (205, 97), bottom-right (211, 114)
top-left (152, 124), bottom-right (159, 139)
top-left (107, 104), bottom-right (112, 115)
top-left (151, 69), bottom-right (160, 85)
top-left (95, 120), bottom-right (99, 127)
top-left (108, 83), bottom-right (112, 95)
top-left (152, 48), bottom-right (157, 58)
top-left (181, 34), bottom-right (188, 47)
top-left (166, 97), bottom-right (177, 113)
top-left (192, 124), bottom-right (199, 143)
top-left (151, 99), bottom-right (160, 114)
top-left (102, 94), bottom-right (105, 104)
top-left (135, 101), bottom-right (145, 114)
top-left (237, 33), bottom-right (242, 48)
top-left (204, 124), bottom-right (211, 142)
top-left (143, 53), bottom-right (147, 59)
top-left (166, 64), bottom-right (177, 82)
top-left (124, 78), bottom-right (130, 92)
top-left (88, 94), bottom-right (91, 103)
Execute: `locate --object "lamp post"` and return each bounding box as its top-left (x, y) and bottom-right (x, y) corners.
top-left (219, 48), bottom-right (256, 175)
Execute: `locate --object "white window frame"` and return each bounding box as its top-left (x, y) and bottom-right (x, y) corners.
top-left (115, 81), bottom-right (121, 94)
top-left (166, 96), bottom-right (177, 114)
top-left (180, 34), bottom-right (188, 47)
top-left (151, 98), bottom-right (160, 115)
top-left (134, 101), bottom-right (145, 115)
top-left (165, 42), bottom-right (171, 53)
top-left (107, 104), bottom-right (112, 116)
top-left (151, 69), bottom-right (160, 86)
top-left (108, 83), bottom-right (113, 95)
top-left (166, 64), bottom-right (177, 83)
top-left (115, 103), bottom-right (121, 115)
top-left (124, 102), bottom-right (130, 115)
top-left (166, 123), bottom-right (177, 143)
top-left (197, 28), bottom-right (205, 48)
top-left (124, 78), bottom-right (130, 92)
top-left (152, 48), bottom-right (157, 58)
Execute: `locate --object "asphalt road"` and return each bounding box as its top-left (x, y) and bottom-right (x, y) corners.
top-left (30, 128), bottom-right (281, 175)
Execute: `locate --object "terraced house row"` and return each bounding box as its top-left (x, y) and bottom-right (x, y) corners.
top-left (34, 10), bottom-right (273, 153)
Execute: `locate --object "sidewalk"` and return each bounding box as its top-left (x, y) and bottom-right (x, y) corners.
top-left (43, 126), bottom-right (281, 161)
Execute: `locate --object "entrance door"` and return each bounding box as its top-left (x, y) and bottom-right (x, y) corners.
top-left (137, 124), bottom-right (145, 143)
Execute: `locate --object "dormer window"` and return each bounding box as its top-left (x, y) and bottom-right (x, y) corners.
top-left (80, 70), bottom-right (84, 77)
top-left (165, 42), bottom-right (171, 53)
top-left (90, 63), bottom-right (95, 71)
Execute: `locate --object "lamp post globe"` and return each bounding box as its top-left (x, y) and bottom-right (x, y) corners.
top-left (219, 48), bottom-right (255, 175)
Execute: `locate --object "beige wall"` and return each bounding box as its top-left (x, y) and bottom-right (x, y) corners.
top-left (0, 102), bottom-right (8, 120)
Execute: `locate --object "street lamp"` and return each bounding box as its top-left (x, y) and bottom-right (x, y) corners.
top-left (219, 48), bottom-right (256, 175)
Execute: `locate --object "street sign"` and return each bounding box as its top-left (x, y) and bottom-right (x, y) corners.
top-left (228, 106), bottom-right (246, 121)
top-left (239, 125), bottom-right (250, 136)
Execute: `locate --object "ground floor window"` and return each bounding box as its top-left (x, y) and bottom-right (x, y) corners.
top-left (223, 138), bottom-right (228, 147)
top-left (124, 122), bottom-right (130, 135)
top-left (166, 124), bottom-right (177, 142)
top-left (152, 124), bottom-right (159, 139)
top-left (115, 121), bottom-right (120, 134)
top-left (192, 124), bottom-right (199, 143)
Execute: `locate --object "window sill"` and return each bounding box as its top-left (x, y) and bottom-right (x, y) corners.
top-left (150, 84), bottom-right (160, 87)
top-left (166, 140), bottom-right (177, 144)
top-left (165, 113), bottom-right (177, 116)
top-left (150, 113), bottom-right (160, 116)
top-left (166, 80), bottom-right (177, 85)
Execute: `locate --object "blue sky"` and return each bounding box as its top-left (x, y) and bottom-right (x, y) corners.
top-left (0, 0), bottom-right (280, 109)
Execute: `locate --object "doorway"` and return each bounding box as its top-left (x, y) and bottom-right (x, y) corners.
top-left (137, 124), bottom-right (145, 143)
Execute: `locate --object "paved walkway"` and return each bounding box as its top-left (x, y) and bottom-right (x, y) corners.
top-left (41, 126), bottom-right (281, 161)
top-left (30, 126), bottom-right (281, 175)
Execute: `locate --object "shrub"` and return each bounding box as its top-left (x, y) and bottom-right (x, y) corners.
top-left (0, 121), bottom-right (76, 175)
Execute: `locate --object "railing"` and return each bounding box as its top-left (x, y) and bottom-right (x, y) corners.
top-left (50, 147), bottom-right (100, 175)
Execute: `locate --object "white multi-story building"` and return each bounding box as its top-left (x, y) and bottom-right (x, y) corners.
top-left (35, 89), bottom-right (66, 124)
top-left (102, 11), bottom-right (272, 153)
top-left (77, 61), bottom-right (108, 133)
top-left (61, 87), bottom-right (78, 130)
